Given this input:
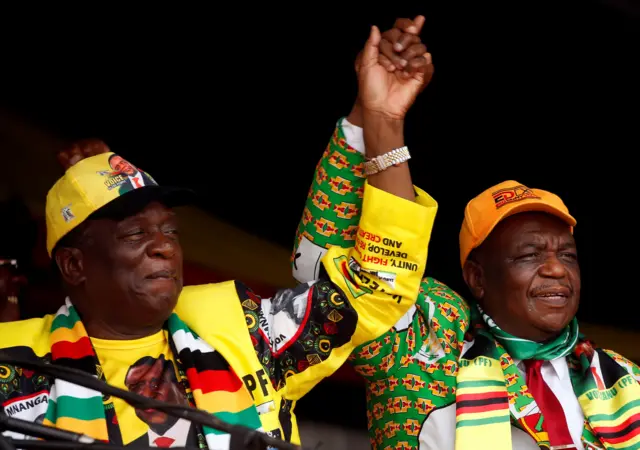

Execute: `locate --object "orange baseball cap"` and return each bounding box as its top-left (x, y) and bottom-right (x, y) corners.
top-left (459, 180), bottom-right (576, 267)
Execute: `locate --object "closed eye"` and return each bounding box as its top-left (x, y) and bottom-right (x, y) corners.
top-left (515, 252), bottom-right (539, 260)
top-left (163, 227), bottom-right (179, 239)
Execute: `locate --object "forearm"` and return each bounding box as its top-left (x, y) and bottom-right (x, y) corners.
top-left (363, 113), bottom-right (415, 202)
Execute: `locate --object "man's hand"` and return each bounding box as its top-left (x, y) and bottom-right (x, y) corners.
top-left (356, 16), bottom-right (433, 120)
top-left (349, 16), bottom-right (433, 125)
top-left (356, 16), bottom-right (432, 79)
top-left (57, 139), bottom-right (111, 170)
top-left (357, 17), bottom-right (431, 199)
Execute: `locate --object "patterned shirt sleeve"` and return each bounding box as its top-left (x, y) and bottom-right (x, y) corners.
top-left (291, 117), bottom-right (366, 284)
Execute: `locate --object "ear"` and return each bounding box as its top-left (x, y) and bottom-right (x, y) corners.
top-left (54, 247), bottom-right (86, 286)
top-left (462, 259), bottom-right (485, 300)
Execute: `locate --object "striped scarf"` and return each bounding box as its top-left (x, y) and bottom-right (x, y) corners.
top-left (455, 305), bottom-right (640, 450)
top-left (44, 299), bottom-right (262, 449)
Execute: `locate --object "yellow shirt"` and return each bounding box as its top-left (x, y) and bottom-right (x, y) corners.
top-left (91, 331), bottom-right (198, 447)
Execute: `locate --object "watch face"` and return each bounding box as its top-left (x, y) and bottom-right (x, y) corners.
top-left (364, 160), bottom-right (376, 175)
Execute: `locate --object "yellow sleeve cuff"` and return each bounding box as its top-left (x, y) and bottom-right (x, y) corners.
top-left (327, 181), bottom-right (437, 338)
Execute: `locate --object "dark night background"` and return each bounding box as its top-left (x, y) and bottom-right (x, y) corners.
top-left (1, 2), bottom-right (638, 430)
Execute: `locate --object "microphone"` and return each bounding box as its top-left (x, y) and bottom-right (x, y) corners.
top-left (0, 356), bottom-right (307, 450)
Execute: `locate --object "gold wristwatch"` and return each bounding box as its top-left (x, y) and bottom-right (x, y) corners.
top-left (364, 146), bottom-right (411, 176)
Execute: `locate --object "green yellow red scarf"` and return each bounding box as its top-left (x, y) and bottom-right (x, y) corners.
top-left (45, 299), bottom-right (261, 449)
top-left (455, 304), bottom-right (640, 449)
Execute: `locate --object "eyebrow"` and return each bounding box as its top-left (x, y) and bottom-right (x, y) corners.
top-left (514, 239), bottom-right (576, 251)
top-left (514, 239), bottom-right (546, 249)
top-left (119, 210), bottom-right (177, 224)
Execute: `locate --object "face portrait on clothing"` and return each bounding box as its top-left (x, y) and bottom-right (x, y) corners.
top-left (125, 355), bottom-right (189, 435)
top-left (270, 282), bottom-right (310, 326)
top-left (108, 154), bottom-right (139, 177)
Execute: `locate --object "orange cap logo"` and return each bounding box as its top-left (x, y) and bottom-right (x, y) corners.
top-left (491, 185), bottom-right (540, 209)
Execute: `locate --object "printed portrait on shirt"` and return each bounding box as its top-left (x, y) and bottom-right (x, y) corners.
top-left (257, 282), bottom-right (313, 354)
top-left (270, 282), bottom-right (310, 326)
top-left (125, 355), bottom-right (195, 447)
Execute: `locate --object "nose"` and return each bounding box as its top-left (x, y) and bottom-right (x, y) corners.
top-left (147, 231), bottom-right (177, 259)
top-left (538, 253), bottom-right (567, 279)
top-left (139, 383), bottom-right (154, 398)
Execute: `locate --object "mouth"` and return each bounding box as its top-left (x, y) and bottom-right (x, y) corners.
top-left (531, 286), bottom-right (571, 306)
top-left (145, 270), bottom-right (176, 281)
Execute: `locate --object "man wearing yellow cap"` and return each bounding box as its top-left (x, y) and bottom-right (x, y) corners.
top-left (0, 24), bottom-right (437, 449)
top-left (292, 21), bottom-right (640, 448)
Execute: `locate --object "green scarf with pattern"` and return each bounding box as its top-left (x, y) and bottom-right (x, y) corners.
top-left (474, 303), bottom-right (579, 361)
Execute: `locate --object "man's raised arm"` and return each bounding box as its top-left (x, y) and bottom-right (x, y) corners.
top-left (225, 23), bottom-right (437, 401)
top-left (292, 16), bottom-right (433, 284)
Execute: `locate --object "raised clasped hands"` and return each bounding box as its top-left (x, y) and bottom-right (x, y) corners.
top-left (357, 15), bottom-right (434, 122)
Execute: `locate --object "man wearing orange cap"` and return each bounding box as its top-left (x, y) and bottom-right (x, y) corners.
top-left (297, 155), bottom-right (640, 450)
top-left (0, 22), bottom-right (436, 449)
top-left (292, 21), bottom-right (640, 448)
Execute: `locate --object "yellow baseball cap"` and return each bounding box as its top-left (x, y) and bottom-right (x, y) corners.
top-left (459, 180), bottom-right (576, 267)
top-left (46, 152), bottom-right (194, 256)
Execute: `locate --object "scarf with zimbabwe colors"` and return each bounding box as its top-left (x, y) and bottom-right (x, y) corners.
top-left (455, 304), bottom-right (640, 450)
top-left (43, 299), bottom-right (262, 449)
